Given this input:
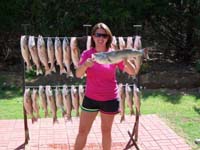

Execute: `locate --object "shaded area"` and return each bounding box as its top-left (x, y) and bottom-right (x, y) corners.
top-left (193, 106), bottom-right (200, 115)
top-left (142, 89), bottom-right (200, 104)
top-left (0, 86), bottom-right (22, 100)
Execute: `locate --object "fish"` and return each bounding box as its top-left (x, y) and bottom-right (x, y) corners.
top-left (133, 84), bottom-right (141, 114)
top-left (62, 85), bottom-right (72, 121)
top-left (92, 48), bottom-right (148, 65)
top-left (125, 84), bottom-right (134, 115)
top-left (23, 88), bottom-right (37, 123)
top-left (20, 35), bottom-right (32, 71)
top-left (47, 37), bottom-right (56, 73)
top-left (38, 85), bottom-right (48, 117)
top-left (118, 37), bottom-right (126, 50)
top-left (70, 37), bottom-right (80, 68)
top-left (28, 36), bottom-right (43, 75)
top-left (133, 36), bottom-right (142, 50)
top-left (31, 88), bottom-right (40, 119)
top-left (78, 85), bottom-right (85, 106)
top-left (86, 36), bottom-right (91, 50)
top-left (111, 36), bottom-right (118, 50)
top-left (37, 35), bottom-right (51, 75)
top-left (118, 83), bottom-right (126, 123)
top-left (71, 85), bottom-right (79, 117)
top-left (55, 37), bottom-right (67, 75)
top-left (126, 36), bottom-right (133, 49)
top-left (45, 85), bottom-right (58, 124)
top-left (55, 87), bottom-right (66, 117)
top-left (63, 37), bottom-right (73, 77)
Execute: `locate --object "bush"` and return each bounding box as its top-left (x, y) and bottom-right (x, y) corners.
top-left (195, 59), bottom-right (200, 73)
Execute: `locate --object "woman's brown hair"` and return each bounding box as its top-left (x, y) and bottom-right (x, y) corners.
top-left (90, 23), bottom-right (113, 49)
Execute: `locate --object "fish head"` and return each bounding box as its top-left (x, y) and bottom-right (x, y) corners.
top-left (28, 36), bottom-right (35, 48)
top-left (92, 53), bottom-right (108, 63)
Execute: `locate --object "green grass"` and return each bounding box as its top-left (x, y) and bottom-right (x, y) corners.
top-left (140, 89), bottom-right (200, 149)
top-left (0, 87), bottom-right (200, 149)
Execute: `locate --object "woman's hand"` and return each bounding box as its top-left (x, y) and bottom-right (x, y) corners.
top-left (123, 57), bottom-right (136, 76)
top-left (76, 58), bottom-right (94, 78)
top-left (84, 58), bottom-right (94, 69)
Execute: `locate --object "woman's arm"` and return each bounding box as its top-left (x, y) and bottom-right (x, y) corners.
top-left (75, 58), bottom-right (94, 78)
top-left (123, 57), bottom-right (142, 76)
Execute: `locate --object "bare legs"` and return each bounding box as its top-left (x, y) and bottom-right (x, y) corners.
top-left (74, 111), bottom-right (98, 150)
top-left (101, 113), bottom-right (115, 150)
top-left (74, 111), bottom-right (115, 150)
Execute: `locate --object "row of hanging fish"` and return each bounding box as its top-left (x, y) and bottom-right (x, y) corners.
top-left (20, 35), bottom-right (80, 77)
top-left (20, 35), bottom-right (142, 76)
top-left (118, 83), bottom-right (141, 123)
top-left (23, 85), bottom-right (85, 124)
top-left (23, 83), bottom-right (140, 124)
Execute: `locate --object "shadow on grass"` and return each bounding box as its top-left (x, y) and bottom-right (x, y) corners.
top-left (0, 86), bottom-right (22, 100)
top-left (193, 106), bottom-right (200, 115)
top-left (142, 89), bottom-right (200, 104)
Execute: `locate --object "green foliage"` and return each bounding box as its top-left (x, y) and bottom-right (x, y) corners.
top-left (0, 0), bottom-right (200, 62)
top-left (195, 59), bottom-right (200, 73)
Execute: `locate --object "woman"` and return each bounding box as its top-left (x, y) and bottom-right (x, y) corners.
top-left (74, 22), bottom-right (137, 150)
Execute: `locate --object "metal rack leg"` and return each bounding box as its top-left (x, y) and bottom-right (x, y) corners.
top-left (124, 110), bottom-right (140, 150)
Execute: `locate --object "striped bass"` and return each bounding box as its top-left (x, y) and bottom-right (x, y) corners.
top-left (92, 48), bottom-right (148, 64)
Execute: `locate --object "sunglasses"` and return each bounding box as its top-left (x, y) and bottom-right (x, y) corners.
top-left (94, 33), bottom-right (108, 38)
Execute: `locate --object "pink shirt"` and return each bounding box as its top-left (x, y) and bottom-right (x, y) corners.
top-left (78, 48), bottom-right (125, 101)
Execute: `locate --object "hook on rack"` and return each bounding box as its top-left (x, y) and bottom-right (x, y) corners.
top-left (83, 24), bottom-right (92, 36)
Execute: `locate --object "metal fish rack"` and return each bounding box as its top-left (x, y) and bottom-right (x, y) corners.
top-left (20, 25), bottom-right (142, 149)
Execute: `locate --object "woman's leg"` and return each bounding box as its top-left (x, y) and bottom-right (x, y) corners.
top-left (100, 112), bottom-right (115, 150)
top-left (74, 111), bottom-right (98, 150)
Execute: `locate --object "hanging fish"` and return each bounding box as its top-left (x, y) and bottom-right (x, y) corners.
top-left (118, 83), bottom-right (126, 123)
top-left (47, 37), bottom-right (56, 73)
top-left (38, 85), bottom-right (48, 117)
top-left (37, 35), bottom-right (51, 75)
top-left (45, 85), bottom-right (58, 124)
top-left (92, 48), bottom-right (148, 65)
top-left (133, 84), bottom-right (141, 114)
top-left (70, 37), bottom-right (80, 68)
top-left (31, 88), bottom-right (40, 119)
top-left (20, 35), bottom-right (32, 71)
top-left (71, 85), bottom-right (79, 117)
top-left (86, 36), bottom-right (91, 50)
top-left (23, 88), bottom-right (37, 123)
top-left (55, 37), bottom-right (67, 75)
top-left (55, 87), bottom-right (66, 117)
top-left (28, 36), bottom-right (43, 75)
top-left (62, 85), bottom-right (72, 121)
top-left (63, 37), bottom-right (73, 77)
top-left (133, 36), bottom-right (142, 50)
top-left (111, 36), bottom-right (118, 50)
top-left (126, 36), bottom-right (133, 49)
top-left (118, 37), bottom-right (126, 50)
top-left (125, 84), bottom-right (134, 115)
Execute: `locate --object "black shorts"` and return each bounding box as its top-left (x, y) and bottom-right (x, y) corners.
top-left (81, 96), bottom-right (119, 114)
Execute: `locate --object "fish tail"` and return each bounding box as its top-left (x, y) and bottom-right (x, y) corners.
top-left (53, 117), bottom-right (58, 124)
top-left (60, 68), bottom-right (67, 75)
top-left (45, 68), bottom-right (51, 76)
top-left (36, 68), bottom-right (43, 75)
top-left (44, 111), bottom-right (48, 118)
top-left (51, 66), bottom-right (56, 73)
top-left (26, 64), bottom-right (32, 71)
top-left (120, 115), bottom-right (125, 123)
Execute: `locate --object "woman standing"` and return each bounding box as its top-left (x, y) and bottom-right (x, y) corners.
top-left (74, 22), bottom-right (137, 150)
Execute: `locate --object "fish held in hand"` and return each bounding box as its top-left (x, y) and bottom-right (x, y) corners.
top-left (92, 48), bottom-right (148, 65)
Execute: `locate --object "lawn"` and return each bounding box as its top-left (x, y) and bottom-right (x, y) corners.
top-left (0, 86), bottom-right (200, 149)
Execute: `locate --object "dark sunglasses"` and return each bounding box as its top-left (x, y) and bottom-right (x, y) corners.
top-left (94, 33), bottom-right (108, 38)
